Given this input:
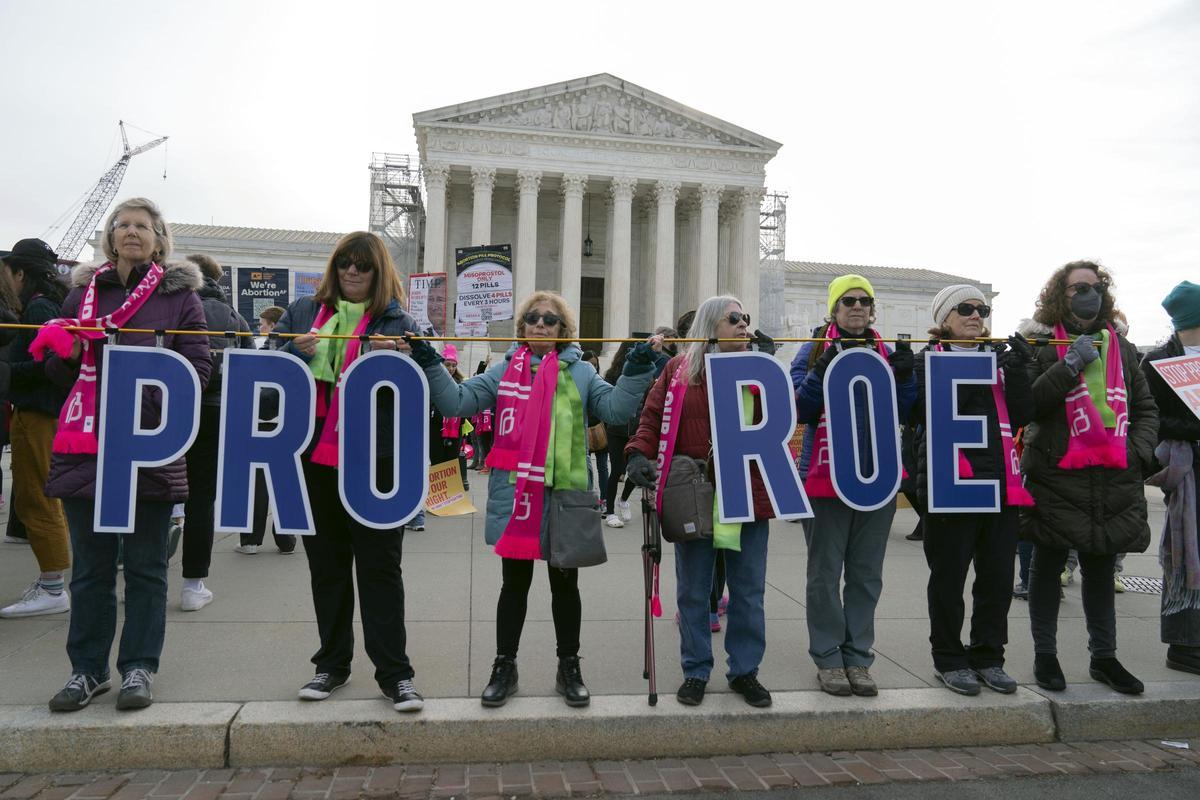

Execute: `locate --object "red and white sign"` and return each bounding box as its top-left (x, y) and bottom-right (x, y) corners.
top-left (1150, 354), bottom-right (1200, 422)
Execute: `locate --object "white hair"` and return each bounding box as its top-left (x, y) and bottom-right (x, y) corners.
top-left (683, 295), bottom-right (742, 385)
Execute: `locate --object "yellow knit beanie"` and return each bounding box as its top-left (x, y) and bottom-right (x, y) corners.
top-left (827, 274), bottom-right (876, 314)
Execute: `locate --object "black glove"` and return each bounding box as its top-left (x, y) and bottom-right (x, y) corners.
top-left (404, 335), bottom-right (443, 368)
top-left (888, 340), bottom-right (914, 381)
top-left (750, 329), bottom-right (777, 356)
top-left (997, 333), bottom-right (1034, 371)
top-left (626, 452), bottom-right (658, 489)
top-left (1063, 334), bottom-right (1099, 375)
top-left (811, 344), bottom-right (838, 379)
top-left (622, 340), bottom-right (657, 376)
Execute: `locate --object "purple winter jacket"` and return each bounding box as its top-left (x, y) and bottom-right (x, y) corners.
top-left (44, 260), bottom-right (212, 502)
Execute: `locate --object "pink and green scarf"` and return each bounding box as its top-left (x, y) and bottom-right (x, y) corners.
top-left (1053, 323), bottom-right (1128, 470)
top-left (307, 302), bottom-right (372, 467)
top-left (29, 261), bottom-right (164, 454)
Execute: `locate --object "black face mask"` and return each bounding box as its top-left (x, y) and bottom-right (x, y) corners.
top-left (1070, 290), bottom-right (1102, 320)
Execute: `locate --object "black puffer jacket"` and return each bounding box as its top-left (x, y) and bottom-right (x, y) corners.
top-left (1142, 334), bottom-right (1200, 446)
top-left (196, 276), bottom-right (255, 406)
top-left (1016, 318), bottom-right (1158, 554)
top-left (911, 343), bottom-right (1035, 507)
top-left (8, 295), bottom-right (69, 418)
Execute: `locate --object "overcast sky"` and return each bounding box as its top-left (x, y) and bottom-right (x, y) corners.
top-left (1, 0), bottom-right (1195, 342)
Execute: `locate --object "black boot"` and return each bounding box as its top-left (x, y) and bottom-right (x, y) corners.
top-left (556, 656), bottom-right (590, 707)
top-left (481, 656), bottom-right (518, 707)
top-left (1034, 653), bottom-right (1066, 691)
top-left (1167, 645), bottom-right (1200, 675)
top-left (1089, 657), bottom-right (1144, 694)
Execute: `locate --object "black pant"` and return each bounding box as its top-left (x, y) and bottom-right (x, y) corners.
top-left (182, 405), bottom-right (221, 579)
top-left (923, 508), bottom-right (1018, 671)
top-left (1029, 545), bottom-right (1117, 658)
top-left (301, 461), bottom-right (413, 688)
top-left (240, 472), bottom-right (298, 550)
top-left (496, 557), bottom-right (580, 659)
top-left (604, 432), bottom-right (636, 514)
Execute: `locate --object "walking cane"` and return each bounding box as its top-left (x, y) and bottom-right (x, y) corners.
top-left (641, 487), bottom-right (662, 706)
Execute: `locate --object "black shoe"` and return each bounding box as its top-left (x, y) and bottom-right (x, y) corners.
top-left (729, 673), bottom-right (772, 707)
top-left (556, 656), bottom-right (590, 707)
top-left (116, 668), bottom-right (154, 710)
top-left (676, 677), bottom-right (707, 706)
top-left (48, 674), bottom-right (110, 712)
top-left (1167, 645), bottom-right (1200, 676)
top-left (298, 672), bottom-right (350, 700)
top-left (1089, 657), bottom-right (1144, 694)
top-left (382, 679), bottom-right (424, 712)
top-left (481, 656), bottom-right (518, 707)
top-left (904, 522), bottom-right (924, 541)
top-left (167, 523), bottom-right (183, 560)
top-left (1034, 653), bottom-right (1066, 691)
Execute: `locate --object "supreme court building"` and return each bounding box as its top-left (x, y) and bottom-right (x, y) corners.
top-left (414, 73), bottom-right (781, 351)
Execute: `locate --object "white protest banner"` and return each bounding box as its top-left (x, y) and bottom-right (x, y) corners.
top-left (408, 272), bottom-right (447, 336)
top-left (1150, 354), bottom-right (1200, 422)
top-left (454, 245), bottom-right (513, 336)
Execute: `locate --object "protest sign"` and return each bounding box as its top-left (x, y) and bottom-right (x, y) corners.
top-left (293, 270), bottom-right (322, 299)
top-left (425, 459), bottom-right (477, 516)
top-left (1150, 354), bottom-right (1200, 422)
top-left (408, 272), bottom-right (448, 336)
top-left (454, 245), bottom-right (513, 335)
top-left (236, 268), bottom-right (290, 321)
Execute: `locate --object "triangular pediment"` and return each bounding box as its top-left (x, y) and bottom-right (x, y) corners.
top-left (414, 73), bottom-right (779, 151)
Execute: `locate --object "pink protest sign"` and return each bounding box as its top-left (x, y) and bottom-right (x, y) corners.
top-left (1150, 354), bottom-right (1200, 422)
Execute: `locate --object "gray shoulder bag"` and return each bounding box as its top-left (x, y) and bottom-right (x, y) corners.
top-left (547, 488), bottom-right (607, 568)
top-left (659, 455), bottom-right (714, 543)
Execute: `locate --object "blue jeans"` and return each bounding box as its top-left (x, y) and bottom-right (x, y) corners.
top-left (63, 499), bottom-right (173, 680)
top-left (674, 519), bottom-right (769, 681)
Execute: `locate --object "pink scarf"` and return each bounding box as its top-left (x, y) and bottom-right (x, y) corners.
top-left (29, 261), bottom-right (164, 454)
top-left (654, 364), bottom-right (689, 518)
top-left (935, 345), bottom-right (1035, 507)
top-left (441, 416), bottom-right (462, 438)
top-left (490, 346), bottom-right (560, 560)
top-left (1053, 323), bottom-right (1128, 470)
top-left (804, 327), bottom-right (891, 498)
top-left (308, 305), bottom-right (372, 467)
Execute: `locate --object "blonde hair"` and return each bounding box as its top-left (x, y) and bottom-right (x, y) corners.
top-left (101, 197), bottom-right (172, 263)
top-left (514, 291), bottom-right (577, 348)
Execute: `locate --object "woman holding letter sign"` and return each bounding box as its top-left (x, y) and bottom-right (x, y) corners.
top-left (407, 291), bottom-right (660, 708)
top-left (34, 198), bottom-right (212, 712)
top-left (275, 231), bottom-right (426, 712)
top-left (1018, 261), bottom-right (1157, 694)
top-left (912, 285), bottom-right (1035, 696)
top-left (625, 295), bottom-right (780, 708)
top-left (790, 274), bottom-right (917, 697)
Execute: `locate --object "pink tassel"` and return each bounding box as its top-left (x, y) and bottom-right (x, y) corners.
top-left (651, 565), bottom-right (662, 618)
top-left (493, 537), bottom-right (543, 561)
top-left (310, 442), bottom-right (339, 467)
top-left (1008, 486), bottom-right (1036, 507)
top-left (804, 474), bottom-right (837, 499)
top-left (51, 431), bottom-right (100, 455)
top-left (29, 325), bottom-right (78, 361)
top-left (958, 453), bottom-right (974, 479)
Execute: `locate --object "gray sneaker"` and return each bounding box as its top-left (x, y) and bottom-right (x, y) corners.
top-left (817, 667), bottom-right (852, 696)
top-left (116, 668), bottom-right (154, 710)
top-left (936, 668), bottom-right (981, 696)
top-left (974, 666), bottom-right (1018, 694)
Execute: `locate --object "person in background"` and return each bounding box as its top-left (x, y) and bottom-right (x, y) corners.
top-left (581, 350), bottom-right (610, 502)
top-left (1143, 280), bottom-right (1200, 676)
top-left (0, 239), bottom-right (71, 618)
top-left (40, 197), bottom-right (212, 711)
top-left (912, 285), bottom-right (1035, 695)
top-left (439, 345), bottom-right (469, 490)
top-left (0, 255), bottom-right (21, 524)
top-left (177, 253), bottom-right (256, 611)
top-left (1018, 260), bottom-right (1157, 694)
top-left (275, 231), bottom-right (425, 712)
top-left (258, 305), bottom-right (284, 341)
top-left (791, 274), bottom-right (917, 697)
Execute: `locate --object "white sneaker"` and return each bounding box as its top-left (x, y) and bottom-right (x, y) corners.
top-left (234, 544), bottom-right (259, 555)
top-left (2, 535), bottom-right (31, 545)
top-left (617, 499), bottom-right (633, 521)
top-left (180, 585), bottom-right (214, 612)
top-left (1, 583), bottom-right (71, 618)
top-left (604, 514), bottom-right (625, 528)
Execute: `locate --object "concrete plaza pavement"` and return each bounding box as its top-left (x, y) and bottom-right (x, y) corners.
top-left (1, 454), bottom-right (1198, 770)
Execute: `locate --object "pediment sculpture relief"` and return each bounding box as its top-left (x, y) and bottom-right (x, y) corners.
top-left (445, 87), bottom-right (749, 146)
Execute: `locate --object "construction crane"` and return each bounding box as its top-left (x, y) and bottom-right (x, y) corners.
top-left (55, 121), bottom-right (168, 261)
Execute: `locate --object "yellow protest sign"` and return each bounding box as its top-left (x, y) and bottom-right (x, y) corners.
top-left (426, 459), bottom-right (478, 516)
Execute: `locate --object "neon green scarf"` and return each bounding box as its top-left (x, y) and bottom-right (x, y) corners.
top-left (1080, 329), bottom-right (1116, 428)
top-left (509, 361), bottom-right (589, 491)
top-left (713, 386), bottom-right (754, 550)
top-left (309, 300), bottom-right (366, 384)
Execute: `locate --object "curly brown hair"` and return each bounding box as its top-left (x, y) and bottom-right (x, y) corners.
top-left (1033, 260), bottom-right (1119, 326)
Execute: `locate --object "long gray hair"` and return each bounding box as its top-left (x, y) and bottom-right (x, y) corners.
top-left (683, 294), bottom-right (742, 385)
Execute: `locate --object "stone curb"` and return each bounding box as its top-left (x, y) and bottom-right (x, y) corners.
top-left (1034, 680), bottom-right (1200, 741)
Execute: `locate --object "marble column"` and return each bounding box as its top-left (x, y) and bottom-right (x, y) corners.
top-left (605, 176), bottom-right (637, 352)
top-left (559, 173), bottom-right (588, 312)
top-left (514, 170), bottom-right (541, 305)
top-left (421, 162), bottom-right (450, 275)
top-left (653, 180), bottom-right (681, 327)
top-left (470, 167), bottom-right (496, 246)
top-left (725, 192), bottom-right (745, 299)
top-left (636, 195), bottom-right (656, 332)
top-left (697, 183), bottom-right (722, 306)
top-left (741, 187), bottom-right (765, 324)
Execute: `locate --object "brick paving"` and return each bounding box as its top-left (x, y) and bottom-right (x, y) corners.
top-left (0, 740), bottom-right (1196, 799)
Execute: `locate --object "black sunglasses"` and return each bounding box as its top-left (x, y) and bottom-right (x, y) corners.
top-left (726, 311), bottom-right (751, 326)
top-left (1067, 282), bottom-right (1106, 296)
top-left (523, 311), bottom-right (562, 327)
top-left (954, 302), bottom-right (991, 319)
top-left (335, 259), bottom-right (374, 273)
top-left (840, 296), bottom-right (874, 308)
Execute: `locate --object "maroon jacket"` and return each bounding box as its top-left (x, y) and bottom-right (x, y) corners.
top-left (44, 260), bottom-right (212, 502)
top-left (626, 354), bottom-right (775, 520)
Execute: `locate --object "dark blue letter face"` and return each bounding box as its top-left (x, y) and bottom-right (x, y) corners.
top-left (338, 351), bottom-right (429, 529)
top-left (925, 350), bottom-right (1000, 513)
top-left (706, 352), bottom-right (811, 523)
top-left (95, 346), bottom-right (200, 532)
top-left (216, 350), bottom-right (316, 535)
top-left (822, 348), bottom-right (901, 511)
